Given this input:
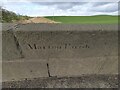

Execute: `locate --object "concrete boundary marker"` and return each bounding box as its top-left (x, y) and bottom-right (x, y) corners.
top-left (2, 23), bottom-right (118, 82)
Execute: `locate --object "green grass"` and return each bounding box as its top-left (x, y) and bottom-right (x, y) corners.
top-left (45, 15), bottom-right (118, 24)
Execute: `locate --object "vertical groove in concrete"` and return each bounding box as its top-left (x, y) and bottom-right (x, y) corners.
top-left (11, 24), bottom-right (24, 58)
top-left (47, 63), bottom-right (51, 77)
top-left (13, 33), bottom-right (24, 58)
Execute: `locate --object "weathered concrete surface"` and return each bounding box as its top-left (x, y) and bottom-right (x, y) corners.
top-left (13, 23), bottom-right (118, 31)
top-left (2, 24), bottom-right (118, 83)
top-left (3, 24), bottom-right (118, 60)
top-left (2, 30), bottom-right (22, 60)
top-left (14, 30), bottom-right (118, 60)
top-left (49, 56), bottom-right (118, 77)
top-left (2, 60), bottom-right (48, 81)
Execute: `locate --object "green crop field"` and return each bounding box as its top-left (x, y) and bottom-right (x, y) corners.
top-left (45, 15), bottom-right (118, 24)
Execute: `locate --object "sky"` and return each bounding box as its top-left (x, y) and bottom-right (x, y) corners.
top-left (1, 0), bottom-right (119, 16)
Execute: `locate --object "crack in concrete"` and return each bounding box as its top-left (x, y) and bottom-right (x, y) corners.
top-left (47, 62), bottom-right (51, 77)
top-left (10, 24), bottom-right (24, 58)
top-left (13, 34), bottom-right (24, 58)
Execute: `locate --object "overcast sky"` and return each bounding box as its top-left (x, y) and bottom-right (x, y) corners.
top-left (1, 1), bottom-right (119, 16)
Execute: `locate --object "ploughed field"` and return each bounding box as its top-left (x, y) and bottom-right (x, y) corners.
top-left (45, 15), bottom-right (118, 24)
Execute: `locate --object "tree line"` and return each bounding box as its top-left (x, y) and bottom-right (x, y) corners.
top-left (1, 8), bottom-right (31, 23)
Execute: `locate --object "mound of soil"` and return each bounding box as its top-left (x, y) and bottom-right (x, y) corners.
top-left (18, 17), bottom-right (60, 24)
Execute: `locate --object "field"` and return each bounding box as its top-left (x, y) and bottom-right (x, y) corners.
top-left (45, 15), bottom-right (118, 24)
